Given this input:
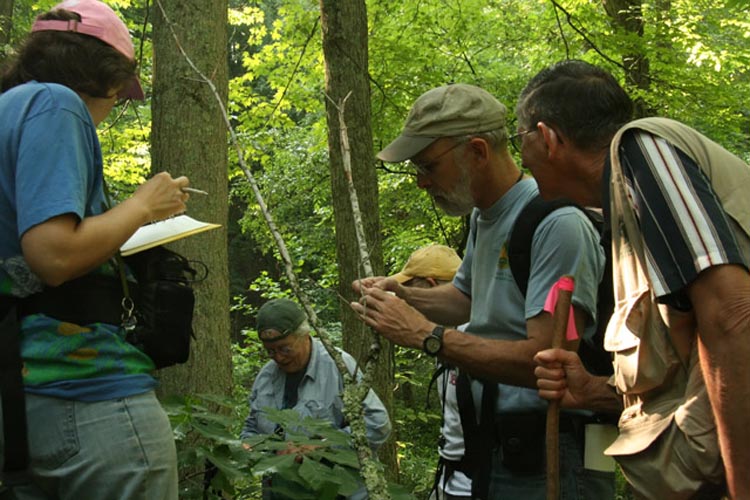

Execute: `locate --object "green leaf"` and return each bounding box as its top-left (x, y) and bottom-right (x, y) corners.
top-left (198, 445), bottom-right (249, 482)
top-left (190, 418), bottom-right (239, 444)
top-left (314, 447), bottom-right (360, 470)
top-left (252, 452), bottom-right (298, 477)
top-left (297, 460), bottom-right (361, 497)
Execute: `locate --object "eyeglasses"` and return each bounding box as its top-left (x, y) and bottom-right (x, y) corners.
top-left (509, 129), bottom-right (533, 153)
top-left (264, 344), bottom-right (295, 358)
top-left (409, 140), bottom-right (465, 176)
top-left (263, 335), bottom-right (303, 357)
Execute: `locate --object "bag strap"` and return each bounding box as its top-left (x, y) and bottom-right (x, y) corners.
top-left (102, 181), bottom-right (136, 331)
top-left (0, 297), bottom-right (30, 482)
top-left (508, 195), bottom-right (588, 295)
top-left (456, 372), bottom-right (497, 499)
top-left (427, 362), bottom-right (451, 497)
top-left (509, 195), bottom-right (616, 376)
top-left (425, 362), bottom-right (449, 410)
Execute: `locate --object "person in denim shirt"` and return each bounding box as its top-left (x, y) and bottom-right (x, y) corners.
top-left (240, 298), bottom-right (391, 499)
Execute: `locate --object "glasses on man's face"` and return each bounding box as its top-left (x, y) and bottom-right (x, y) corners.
top-left (509, 129), bottom-right (533, 154)
top-left (264, 343), bottom-right (295, 358)
top-left (409, 140), bottom-right (465, 177)
top-left (263, 335), bottom-right (303, 358)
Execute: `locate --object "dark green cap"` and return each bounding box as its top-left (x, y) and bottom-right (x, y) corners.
top-left (256, 298), bottom-right (306, 342)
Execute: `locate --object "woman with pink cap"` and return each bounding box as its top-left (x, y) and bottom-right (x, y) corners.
top-left (0, 1), bottom-right (189, 498)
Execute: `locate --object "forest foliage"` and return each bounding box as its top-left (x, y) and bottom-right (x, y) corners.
top-left (2, 0), bottom-right (749, 497)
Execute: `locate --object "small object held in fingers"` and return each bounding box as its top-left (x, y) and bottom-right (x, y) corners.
top-left (181, 187), bottom-right (208, 195)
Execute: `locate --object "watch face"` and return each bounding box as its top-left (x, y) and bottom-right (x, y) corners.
top-left (424, 335), bottom-right (442, 355)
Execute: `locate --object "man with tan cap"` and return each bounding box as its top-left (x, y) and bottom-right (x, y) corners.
top-left (351, 84), bottom-right (612, 499)
top-left (388, 244), bottom-right (462, 287)
top-left (388, 244), bottom-right (473, 499)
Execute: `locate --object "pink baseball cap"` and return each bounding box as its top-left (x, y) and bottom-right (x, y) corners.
top-left (31, 0), bottom-right (144, 100)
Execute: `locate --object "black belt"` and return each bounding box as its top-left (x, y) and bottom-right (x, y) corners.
top-left (494, 412), bottom-right (590, 440)
top-left (17, 274), bottom-right (130, 326)
top-left (493, 412), bottom-right (592, 477)
top-left (559, 413), bottom-right (587, 434)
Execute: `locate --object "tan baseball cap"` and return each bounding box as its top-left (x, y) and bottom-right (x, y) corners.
top-left (377, 84), bottom-right (507, 163)
top-left (389, 244), bottom-right (462, 284)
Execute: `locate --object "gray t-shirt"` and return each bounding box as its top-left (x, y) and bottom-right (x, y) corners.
top-left (453, 178), bottom-right (604, 412)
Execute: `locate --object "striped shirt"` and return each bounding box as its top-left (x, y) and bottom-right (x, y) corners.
top-left (610, 129), bottom-right (745, 310)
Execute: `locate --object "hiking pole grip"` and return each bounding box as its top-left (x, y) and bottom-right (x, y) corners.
top-left (546, 275), bottom-right (574, 500)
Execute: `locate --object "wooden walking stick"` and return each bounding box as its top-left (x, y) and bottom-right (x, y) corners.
top-left (546, 275), bottom-right (575, 500)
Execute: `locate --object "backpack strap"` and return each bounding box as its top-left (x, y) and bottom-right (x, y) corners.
top-left (508, 195), bottom-right (585, 295)
top-left (456, 371), bottom-right (497, 499)
top-left (0, 296), bottom-right (30, 484)
top-left (425, 362), bottom-right (449, 410)
top-left (508, 195), bottom-right (615, 377)
top-left (427, 362), bottom-right (450, 497)
top-left (17, 274), bottom-right (126, 326)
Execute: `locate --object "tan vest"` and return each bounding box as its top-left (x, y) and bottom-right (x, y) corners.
top-left (604, 117), bottom-right (749, 495)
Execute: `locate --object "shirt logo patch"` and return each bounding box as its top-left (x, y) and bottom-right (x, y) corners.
top-left (497, 242), bottom-right (510, 270)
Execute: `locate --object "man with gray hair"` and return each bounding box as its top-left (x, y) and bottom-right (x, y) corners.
top-left (240, 298), bottom-right (391, 499)
top-left (524, 59), bottom-right (750, 499)
top-left (352, 84), bottom-right (612, 499)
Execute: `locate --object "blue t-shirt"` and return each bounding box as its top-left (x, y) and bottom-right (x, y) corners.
top-left (454, 178), bottom-right (604, 412)
top-left (0, 82), bottom-right (155, 401)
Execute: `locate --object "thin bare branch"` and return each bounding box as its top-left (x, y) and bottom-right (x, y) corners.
top-left (549, 0), bottom-right (627, 71)
top-left (324, 90), bottom-right (390, 498)
top-left (152, 2), bottom-right (384, 495)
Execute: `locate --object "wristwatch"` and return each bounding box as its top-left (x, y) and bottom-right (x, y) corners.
top-left (423, 325), bottom-right (445, 356)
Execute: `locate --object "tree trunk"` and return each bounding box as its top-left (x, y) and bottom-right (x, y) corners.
top-left (602, 0), bottom-right (651, 117)
top-left (0, 0), bottom-right (14, 61)
top-left (318, 0), bottom-right (398, 480)
top-left (150, 0), bottom-right (232, 398)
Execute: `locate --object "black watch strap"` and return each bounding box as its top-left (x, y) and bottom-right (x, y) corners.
top-left (423, 325), bottom-right (445, 356)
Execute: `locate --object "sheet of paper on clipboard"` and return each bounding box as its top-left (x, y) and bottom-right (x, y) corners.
top-left (120, 215), bottom-right (221, 256)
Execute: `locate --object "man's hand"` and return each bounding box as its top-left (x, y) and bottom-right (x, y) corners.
top-left (534, 348), bottom-right (595, 409)
top-left (352, 276), bottom-right (407, 298)
top-left (351, 276), bottom-right (384, 294)
top-left (534, 348), bottom-right (622, 413)
top-left (350, 287), bottom-right (433, 349)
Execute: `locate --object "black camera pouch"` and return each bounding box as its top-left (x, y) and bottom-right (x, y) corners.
top-left (127, 278), bottom-right (194, 369)
top-left (497, 413), bottom-right (546, 476)
top-left (124, 246), bottom-right (200, 369)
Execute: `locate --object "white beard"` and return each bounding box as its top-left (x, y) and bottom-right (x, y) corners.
top-left (430, 162), bottom-right (474, 216)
